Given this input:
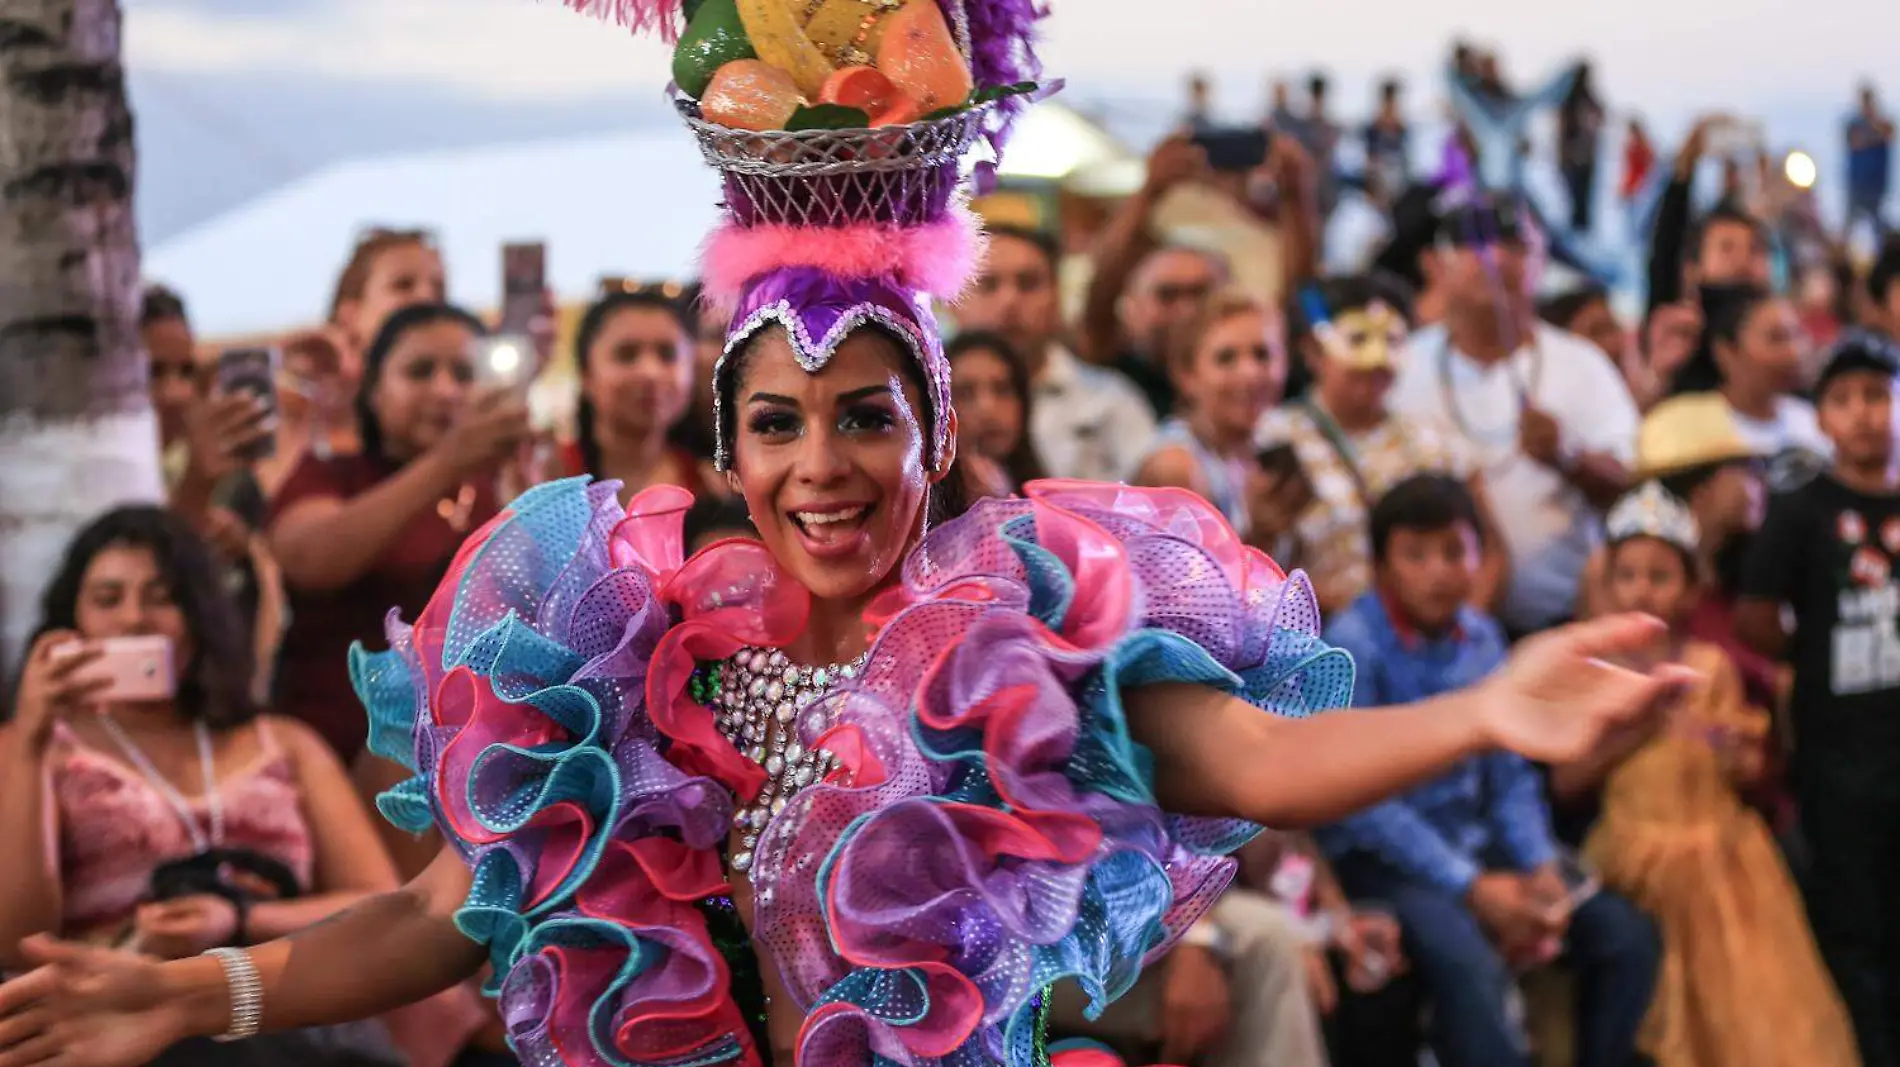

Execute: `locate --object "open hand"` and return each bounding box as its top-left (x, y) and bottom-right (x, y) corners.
top-left (0, 936), bottom-right (187, 1067)
top-left (1476, 614), bottom-right (1691, 764)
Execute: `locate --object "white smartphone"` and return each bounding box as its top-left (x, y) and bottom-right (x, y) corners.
top-left (471, 334), bottom-right (535, 392)
top-left (52, 635), bottom-right (177, 702)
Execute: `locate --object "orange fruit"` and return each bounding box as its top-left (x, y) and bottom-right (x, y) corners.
top-left (700, 59), bottom-right (804, 131)
top-left (818, 65), bottom-right (922, 126)
top-left (874, 1), bottom-right (974, 115)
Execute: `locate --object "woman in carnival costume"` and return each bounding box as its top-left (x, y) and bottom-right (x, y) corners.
top-left (0, 3), bottom-right (1691, 1066)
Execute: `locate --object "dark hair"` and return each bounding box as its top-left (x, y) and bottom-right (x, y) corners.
top-left (1369, 474), bottom-right (1481, 564)
top-left (572, 291), bottom-right (691, 479)
top-left (1667, 283), bottom-right (1775, 396)
top-left (683, 494), bottom-right (757, 551)
top-left (1285, 274), bottom-right (1414, 353)
top-left (1606, 531), bottom-right (1697, 583)
top-left (1683, 205), bottom-right (1766, 270)
top-left (984, 224), bottom-right (1060, 275)
top-left (1378, 78), bottom-right (1401, 101)
top-left (1656, 460), bottom-right (1728, 502)
top-left (1870, 237), bottom-right (1900, 308)
top-left (1706, 284), bottom-right (1777, 351)
top-left (1535, 283), bottom-right (1609, 332)
top-left (720, 324), bottom-right (971, 526)
top-left (1307, 73), bottom-right (1329, 98)
top-left (354, 302), bottom-right (488, 464)
top-left (328, 227), bottom-right (435, 324)
top-left (140, 284), bottom-right (189, 329)
top-left (945, 330), bottom-right (1048, 489)
top-left (16, 507), bottom-right (256, 729)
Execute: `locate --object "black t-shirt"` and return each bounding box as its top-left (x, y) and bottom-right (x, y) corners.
top-left (1740, 473), bottom-right (1900, 758)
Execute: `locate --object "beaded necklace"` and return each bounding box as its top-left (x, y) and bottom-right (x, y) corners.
top-left (690, 645), bottom-right (868, 873)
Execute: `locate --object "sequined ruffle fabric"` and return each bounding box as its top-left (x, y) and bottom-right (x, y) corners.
top-left (351, 477), bottom-right (1355, 1067)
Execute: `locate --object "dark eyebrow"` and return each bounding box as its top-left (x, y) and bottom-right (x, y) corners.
top-left (838, 385), bottom-right (893, 403)
top-left (747, 385), bottom-right (892, 407)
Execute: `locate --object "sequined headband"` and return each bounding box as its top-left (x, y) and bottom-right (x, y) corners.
top-left (714, 268), bottom-right (950, 471)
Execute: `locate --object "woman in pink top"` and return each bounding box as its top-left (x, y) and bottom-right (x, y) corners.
top-left (0, 508), bottom-right (480, 1065)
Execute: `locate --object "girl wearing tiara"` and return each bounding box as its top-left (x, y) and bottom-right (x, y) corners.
top-left (0, 4), bottom-right (1690, 1066)
top-left (1555, 482), bottom-right (1857, 1067)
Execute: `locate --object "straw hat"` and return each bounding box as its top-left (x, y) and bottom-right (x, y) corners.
top-left (1633, 393), bottom-right (1766, 479)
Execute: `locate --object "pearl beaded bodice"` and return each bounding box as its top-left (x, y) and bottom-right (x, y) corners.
top-left (700, 645), bottom-right (868, 873)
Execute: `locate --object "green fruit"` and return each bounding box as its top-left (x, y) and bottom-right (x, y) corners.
top-left (673, 0), bottom-right (756, 100)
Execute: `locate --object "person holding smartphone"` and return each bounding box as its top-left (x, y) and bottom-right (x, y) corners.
top-left (265, 304), bottom-right (530, 780)
top-left (0, 507), bottom-right (457, 1064)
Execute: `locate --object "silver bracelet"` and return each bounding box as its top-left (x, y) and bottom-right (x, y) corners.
top-left (202, 947), bottom-right (263, 1043)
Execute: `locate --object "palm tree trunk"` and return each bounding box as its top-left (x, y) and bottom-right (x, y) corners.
top-left (0, 0), bottom-right (161, 670)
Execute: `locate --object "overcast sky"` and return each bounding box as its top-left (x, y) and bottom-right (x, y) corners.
top-left (122, 0), bottom-right (1898, 243)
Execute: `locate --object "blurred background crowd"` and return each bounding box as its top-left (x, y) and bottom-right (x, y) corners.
top-left (6, 6), bottom-right (1900, 1067)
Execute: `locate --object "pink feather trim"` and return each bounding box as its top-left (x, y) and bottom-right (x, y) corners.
top-left (699, 208), bottom-right (987, 311)
top-left (561, 0), bottom-right (683, 42)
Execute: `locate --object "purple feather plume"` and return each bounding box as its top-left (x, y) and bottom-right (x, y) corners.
top-left (562, 0), bottom-right (683, 43)
top-left (944, 0), bottom-right (1052, 191)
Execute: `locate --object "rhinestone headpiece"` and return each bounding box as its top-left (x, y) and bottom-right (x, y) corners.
top-left (1606, 480), bottom-right (1700, 555)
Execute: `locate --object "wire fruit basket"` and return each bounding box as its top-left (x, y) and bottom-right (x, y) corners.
top-left (675, 94), bottom-right (995, 228)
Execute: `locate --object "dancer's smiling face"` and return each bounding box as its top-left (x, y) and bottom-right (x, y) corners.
top-left (728, 326), bottom-right (954, 604)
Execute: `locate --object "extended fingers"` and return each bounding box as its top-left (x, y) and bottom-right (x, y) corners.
top-left (0, 1027), bottom-right (62, 1067)
top-left (0, 1007), bottom-right (51, 1052)
top-left (1560, 612), bottom-right (1669, 662)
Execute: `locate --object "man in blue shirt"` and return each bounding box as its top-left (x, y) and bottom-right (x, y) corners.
top-left (1846, 83), bottom-right (1894, 242)
top-left (1316, 475), bottom-right (1659, 1067)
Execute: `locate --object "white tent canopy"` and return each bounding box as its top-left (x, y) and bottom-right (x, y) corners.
top-left (149, 101), bottom-right (1140, 339)
top-left (147, 124), bottom-right (725, 338)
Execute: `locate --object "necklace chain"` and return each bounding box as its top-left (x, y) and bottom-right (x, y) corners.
top-left (707, 646), bottom-right (868, 873)
top-left (96, 713), bottom-right (224, 853)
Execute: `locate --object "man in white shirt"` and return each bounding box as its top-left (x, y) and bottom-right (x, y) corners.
top-left (958, 226), bottom-right (1157, 482)
top-left (1390, 197), bottom-right (1637, 635)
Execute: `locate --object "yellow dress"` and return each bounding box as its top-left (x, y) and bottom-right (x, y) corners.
top-left (1584, 641), bottom-right (1860, 1067)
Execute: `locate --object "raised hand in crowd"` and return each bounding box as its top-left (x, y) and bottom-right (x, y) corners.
top-left (1145, 132), bottom-right (1209, 201)
top-left (434, 385), bottom-right (533, 482)
top-left (182, 388), bottom-right (272, 488)
top-left (7, 633), bottom-right (109, 750)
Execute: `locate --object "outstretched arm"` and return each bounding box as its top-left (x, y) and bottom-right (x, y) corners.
top-left (1130, 614), bottom-right (1685, 829)
top-left (0, 849), bottom-right (484, 1066)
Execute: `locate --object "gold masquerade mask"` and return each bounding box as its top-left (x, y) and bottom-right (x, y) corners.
top-left (1316, 301), bottom-right (1406, 371)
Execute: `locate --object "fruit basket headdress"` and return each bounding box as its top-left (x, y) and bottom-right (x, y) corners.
top-left (564, 0), bottom-right (1053, 471)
